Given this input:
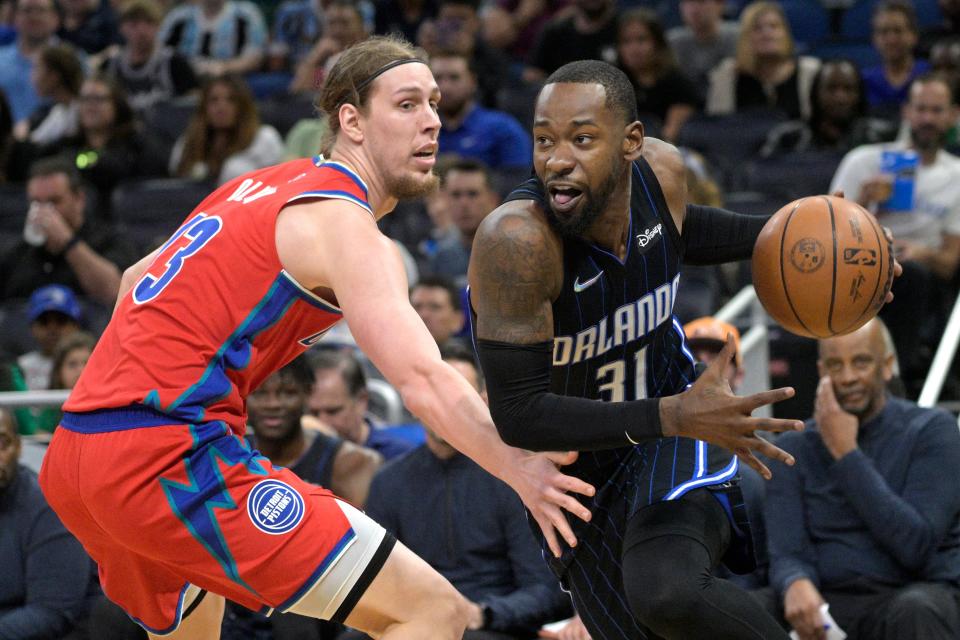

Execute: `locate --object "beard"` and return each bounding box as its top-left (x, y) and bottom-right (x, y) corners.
top-left (544, 162), bottom-right (622, 238)
top-left (910, 125), bottom-right (947, 153)
top-left (385, 167), bottom-right (440, 200)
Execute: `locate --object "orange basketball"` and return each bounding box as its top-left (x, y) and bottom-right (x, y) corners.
top-left (752, 195), bottom-right (894, 339)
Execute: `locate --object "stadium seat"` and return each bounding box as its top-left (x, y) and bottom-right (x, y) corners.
top-left (111, 178), bottom-right (213, 253)
top-left (143, 97), bottom-right (197, 147)
top-left (780, 0), bottom-right (831, 48)
top-left (809, 40), bottom-right (880, 68)
top-left (839, 0), bottom-right (876, 40)
top-left (745, 150), bottom-right (845, 201)
top-left (258, 93), bottom-right (318, 138)
top-left (496, 83), bottom-right (541, 133)
top-left (677, 111), bottom-right (788, 190)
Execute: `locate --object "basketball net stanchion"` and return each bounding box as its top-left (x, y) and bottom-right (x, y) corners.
top-left (715, 285), bottom-right (772, 418)
top-left (918, 292), bottom-right (960, 410)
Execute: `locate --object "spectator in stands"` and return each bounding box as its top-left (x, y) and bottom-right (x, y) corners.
top-left (706, 1), bottom-right (820, 120)
top-left (0, 157), bottom-right (137, 306)
top-left (0, 0), bottom-right (59, 124)
top-left (307, 349), bottom-right (415, 460)
top-left (100, 0), bottom-right (198, 113)
top-left (667, 0), bottom-right (739, 94)
top-left (481, 0), bottom-right (568, 62)
top-left (524, 0), bottom-right (618, 81)
top-left (764, 318), bottom-right (960, 640)
top-left (431, 51), bottom-right (530, 169)
top-left (170, 74), bottom-right (283, 184)
top-left (14, 44), bottom-right (83, 146)
top-left (427, 157), bottom-right (500, 285)
top-left (57, 0), bottom-right (120, 55)
top-left (248, 355), bottom-right (383, 506)
top-left (830, 73), bottom-right (960, 384)
top-left (33, 74), bottom-right (167, 212)
top-left (374, 0), bottom-right (437, 44)
top-left (410, 275), bottom-right (464, 347)
top-left (157, 0), bottom-right (268, 77)
top-left (362, 344), bottom-right (571, 640)
top-left (761, 59), bottom-right (897, 157)
top-left (288, 0), bottom-right (367, 94)
top-left (0, 408), bottom-right (94, 639)
top-left (863, 0), bottom-right (931, 120)
top-left (921, 0), bottom-right (960, 57)
top-left (48, 330), bottom-right (94, 391)
top-left (15, 284), bottom-right (82, 392)
top-left (25, 329), bottom-right (97, 433)
top-left (616, 9), bottom-right (701, 142)
top-left (417, 0), bottom-right (510, 108)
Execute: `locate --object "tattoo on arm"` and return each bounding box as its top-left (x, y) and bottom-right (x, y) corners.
top-left (469, 208), bottom-right (561, 344)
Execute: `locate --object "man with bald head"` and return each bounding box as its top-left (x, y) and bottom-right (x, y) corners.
top-left (765, 318), bottom-right (960, 640)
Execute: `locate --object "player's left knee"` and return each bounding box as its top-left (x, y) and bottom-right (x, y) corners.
top-left (625, 570), bottom-right (703, 628)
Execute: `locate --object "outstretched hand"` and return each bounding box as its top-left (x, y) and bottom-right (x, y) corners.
top-left (661, 335), bottom-right (803, 479)
top-left (506, 450), bottom-right (595, 558)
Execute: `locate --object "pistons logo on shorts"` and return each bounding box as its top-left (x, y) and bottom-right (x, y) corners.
top-left (247, 480), bottom-right (305, 535)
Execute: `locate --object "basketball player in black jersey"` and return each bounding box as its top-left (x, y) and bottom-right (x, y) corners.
top-left (468, 60), bottom-right (823, 640)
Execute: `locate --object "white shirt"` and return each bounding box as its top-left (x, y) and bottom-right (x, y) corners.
top-left (830, 141), bottom-right (960, 248)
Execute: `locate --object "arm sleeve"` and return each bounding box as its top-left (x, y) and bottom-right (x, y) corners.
top-left (764, 434), bottom-right (821, 597)
top-left (0, 504), bottom-right (91, 640)
top-left (681, 204), bottom-right (771, 265)
top-left (829, 412), bottom-right (960, 572)
top-left (476, 338), bottom-right (663, 451)
top-left (482, 490), bottom-right (572, 632)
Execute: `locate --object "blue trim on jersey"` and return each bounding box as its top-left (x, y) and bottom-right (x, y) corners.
top-left (290, 190), bottom-right (372, 214)
top-left (165, 275), bottom-right (298, 422)
top-left (275, 528), bottom-right (358, 612)
top-left (61, 404), bottom-right (186, 433)
top-left (159, 422), bottom-right (269, 602)
top-left (664, 454), bottom-right (739, 500)
top-left (672, 317), bottom-right (697, 366)
top-left (314, 159), bottom-right (369, 197)
top-left (130, 583), bottom-right (191, 636)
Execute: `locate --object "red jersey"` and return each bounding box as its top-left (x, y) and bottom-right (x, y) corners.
top-left (67, 157), bottom-right (369, 432)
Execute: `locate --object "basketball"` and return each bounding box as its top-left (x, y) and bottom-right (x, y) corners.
top-left (752, 195), bottom-right (894, 339)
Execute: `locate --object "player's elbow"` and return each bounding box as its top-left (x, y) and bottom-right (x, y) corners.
top-left (488, 400), bottom-right (549, 451)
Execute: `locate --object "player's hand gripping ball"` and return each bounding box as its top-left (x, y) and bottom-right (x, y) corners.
top-left (752, 195), bottom-right (894, 338)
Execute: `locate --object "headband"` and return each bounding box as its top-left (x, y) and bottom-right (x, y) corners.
top-left (354, 57), bottom-right (427, 94)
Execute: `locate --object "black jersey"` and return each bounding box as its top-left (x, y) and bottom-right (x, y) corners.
top-left (500, 158), bottom-right (740, 640)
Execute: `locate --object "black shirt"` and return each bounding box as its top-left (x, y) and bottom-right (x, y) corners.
top-left (632, 68), bottom-right (703, 122)
top-left (528, 13), bottom-right (618, 74)
top-left (0, 218), bottom-right (138, 302)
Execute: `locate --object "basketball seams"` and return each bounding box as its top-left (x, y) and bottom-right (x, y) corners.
top-left (778, 199), bottom-right (819, 338)
top-left (824, 196), bottom-right (839, 336)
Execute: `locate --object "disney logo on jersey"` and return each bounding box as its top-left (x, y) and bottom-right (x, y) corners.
top-left (636, 224), bottom-right (663, 252)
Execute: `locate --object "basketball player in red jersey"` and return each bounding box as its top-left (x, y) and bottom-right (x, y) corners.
top-left (39, 37), bottom-right (594, 639)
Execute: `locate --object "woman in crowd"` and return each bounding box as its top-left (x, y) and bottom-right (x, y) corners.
top-left (616, 8), bottom-right (701, 142)
top-left (706, 1), bottom-right (820, 120)
top-left (761, 59), bottom-right (897, 156)
top-left (15, 44), bottom-right (84, 145)
top-left (170, 74), bottom-right (283, 184)
top-left (862, 0), bottom-right (929, 119)
top-left (33, 74), bottom-right (167, 213)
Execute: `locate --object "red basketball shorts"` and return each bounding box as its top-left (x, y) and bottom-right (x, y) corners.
top-left (39, 407), bottom-right (392, 635)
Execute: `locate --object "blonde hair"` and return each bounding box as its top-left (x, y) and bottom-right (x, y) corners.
top-left (316, 35), bottom-right (421, 155)
top-left (736, 2), bottom-right (794, 74)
